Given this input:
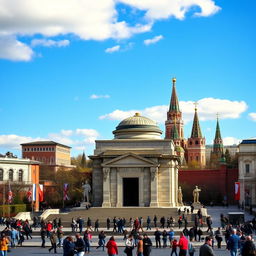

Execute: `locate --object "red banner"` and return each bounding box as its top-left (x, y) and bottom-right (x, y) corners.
top-left (235, 182), bottom-right (240, 201)
top-left (39, 184), bottom-right (44, 202)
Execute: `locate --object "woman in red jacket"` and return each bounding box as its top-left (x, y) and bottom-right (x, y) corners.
top-left (106, 236), bottom-right (118, 256)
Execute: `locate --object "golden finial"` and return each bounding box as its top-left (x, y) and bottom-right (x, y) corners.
top-left (134, 112), bottom-right (140, 117)
top-left (172, 77), bottom-right (176, 84)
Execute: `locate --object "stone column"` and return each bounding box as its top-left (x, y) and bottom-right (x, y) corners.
top-left (102, 167), bottom-right (111, 207)
top-left (150, 166), bottom-right (159, 207)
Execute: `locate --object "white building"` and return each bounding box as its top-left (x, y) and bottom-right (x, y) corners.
top-left (0, 157), bottom-right (39, 185)
top-left (238, 138), bottom-right (256, 206)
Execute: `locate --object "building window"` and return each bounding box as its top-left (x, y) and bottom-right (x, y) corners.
top-left (195, 140), bottom-right (199, 145)
top-left (9, 169), bottom-right (13, 181)
top-left (196, 156), bottom-right (199, 161)
top-left (245, 164), bottom-right (250, 174)
top-left (0, 169), bottom-right (3, 181)
top-left (18, 169), bottom-right (23, 182)
top-left (189, 141), bottom-right (192, 145)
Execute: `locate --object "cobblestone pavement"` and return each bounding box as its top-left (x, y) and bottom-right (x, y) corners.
top-left (10, 246), bottom-right (233, 256)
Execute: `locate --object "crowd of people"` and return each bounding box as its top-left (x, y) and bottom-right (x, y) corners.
top-left (0, 210), bottom-right (256, 256)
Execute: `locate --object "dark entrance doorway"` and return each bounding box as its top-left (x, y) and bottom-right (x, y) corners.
top-left (123, 178), bottom-right (139, 206)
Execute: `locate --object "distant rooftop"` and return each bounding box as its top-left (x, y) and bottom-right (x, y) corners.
top-left (21, 140), bottom-right (71, 148)
top-left (240, 138), bottom-right (256, 145)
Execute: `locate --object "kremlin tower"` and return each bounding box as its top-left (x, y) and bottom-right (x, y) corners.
top-left (210, 116), bottom-right (224, 167)
top-left (165, 78), bottom-right (187, 164)
top-left (165, 78), bottom-right (206, 168)
top-left (187, 105), bottom-right (206, 167)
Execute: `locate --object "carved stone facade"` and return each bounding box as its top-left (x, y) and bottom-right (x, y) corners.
top-left (90, 140), bottom-right (179, 208)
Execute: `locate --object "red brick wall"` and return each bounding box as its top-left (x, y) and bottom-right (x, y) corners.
top-left (179, 164), bottom-right (238, 204)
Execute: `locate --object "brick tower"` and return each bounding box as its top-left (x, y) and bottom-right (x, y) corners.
top-left (165, 78), bottom-right (187, 164)
top-left (187, 105), bottom-right (206, 167)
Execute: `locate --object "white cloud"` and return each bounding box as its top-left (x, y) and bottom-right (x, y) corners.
top-left (60, 129), bottom-right (73, 137)
top-left (90, 94), bottom-right (110, 99)
top-left (248, 112), bottom-right (256, 121)
top-left (99, 98), bottom-right (248, 124)
top-left (144, 35), bottom-right (163, 45)
top-left (31, 39), bottom-right (70, 47)
top-left (0, 36), bottom-right (34, 61)
top-left (105, 45), bottom-right (120, 53)
top-left (0, 135), bottom-right (44, 150)
top-left (0, 128), bottom-right (100, 153)
top-left (223, 137), bottom-right (241, 146)
top-left (0, 0), bottom-right (220, 61)
top-left (120, 0), bottom-right (220, 20)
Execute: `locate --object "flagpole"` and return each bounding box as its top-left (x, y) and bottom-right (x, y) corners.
top-left (2, 182), bottom-right (5, 217)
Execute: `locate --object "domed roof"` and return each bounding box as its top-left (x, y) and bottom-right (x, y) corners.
top-left (116, 113), bottom-right (157, 129)
top-left (113, 113), bottom-right (162, 140)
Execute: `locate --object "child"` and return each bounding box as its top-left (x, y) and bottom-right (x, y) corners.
top-left (171, 239), bottom-right (178, 256)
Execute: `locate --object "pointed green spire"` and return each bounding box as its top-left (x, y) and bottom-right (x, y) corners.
top-left (169, 78), bottom-right (180, 112)
top-left (191, 106), bottom-right (203, 138)
top-left (214, 116), bottom-right (222, 140)
top-left (213, 115), bottom-right (223, 153)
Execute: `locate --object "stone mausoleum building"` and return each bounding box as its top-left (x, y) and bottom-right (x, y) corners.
top-left (90, 113), bottom-right (179, 208)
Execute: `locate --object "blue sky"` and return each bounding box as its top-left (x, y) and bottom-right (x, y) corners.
top-left (0, 0), bottom-right (255, 157)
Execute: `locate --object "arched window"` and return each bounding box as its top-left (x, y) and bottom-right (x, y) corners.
top-left (18, 169), bottom-right (23, 182)
top-left (9, 169), bottom-right (14, 181)
top-left (195, 140), bottom-right (199, 145)
top-left (0, 169), bottom-right (3, 181)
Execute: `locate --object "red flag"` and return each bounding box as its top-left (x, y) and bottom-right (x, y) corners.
top-left (7, 181), bottom-right (13, 204)
top-left (27, 188), bottom-right (32, 202)
top-left (38, 184), bottom-right (44, 202)
top-left (63, 183), bottom-right (69, 201)
top-left (235, 182), bottom-right (240, 201)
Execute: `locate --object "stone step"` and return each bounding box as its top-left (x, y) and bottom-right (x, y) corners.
top-left (47, 207), bottom-right (194, 224)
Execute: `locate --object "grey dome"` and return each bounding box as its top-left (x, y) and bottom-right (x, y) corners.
top-left (113, 113), bottom-right (162, 139)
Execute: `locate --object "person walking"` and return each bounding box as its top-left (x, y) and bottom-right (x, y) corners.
top-left (124, 234), bottom-right (135, 256)
top-left (146, 216), bottom-right (151, 230)
top-left (74, 233), bottom-right (85, 256)
top-left (10, 227), bottom-right (18, 248)
top-left (142, 234), bottom-right (152, 256)
top-left (154, 228), bottom-right (162, 248)
top-left (48, 230), bottom-right (57, 254)
top-left (170, 239), bottom-right (178, 256)
top-left (40, 227), bottom-right (46, 248)
top-left (94, 219), bottom-right (99, 232)
top-left (178, 232), bottom-right (188, 256)
top-left (214, 227), bottom-right (223, 249)
top-left (63, 236), bottom-right (75, 256)
top-left (96, 231), bottom-right (106, 251)
top-left (83, 229), bottom-right (92, 254)
top-left (199, 236), bottom-right (215, 256)
top-left (188, 242), bottom-right (196, 256)
top-left (0, 234), bottom-right (9, 256)
top-left (137, 236), bottom-right (143, 256)
top-left (106, 236), bottom-right (118, 256)
top-left (162, 230), bottom-right (168, 248)
top-left (227, 229), bottom-right (240, 256)
top-left (57, 226), bottom-right (64, 247)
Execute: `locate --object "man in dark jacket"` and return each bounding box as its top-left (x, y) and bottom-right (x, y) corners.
top-left (241, 235), bottom-right (256, 256)
top-left (143, 234), bottom-right (152, 256)
top-left (199, 236), bottom-right (215, 256)
top-left (154, 228), bottom-right (162, 248)
top-left (75, 233), bottom-right (85, 256)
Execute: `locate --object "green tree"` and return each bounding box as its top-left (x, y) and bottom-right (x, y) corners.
top-left (81, 152), bottom-right (86, 168)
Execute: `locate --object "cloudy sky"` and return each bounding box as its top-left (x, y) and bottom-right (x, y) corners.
top-left (0, 0), bottom-right (255, 156)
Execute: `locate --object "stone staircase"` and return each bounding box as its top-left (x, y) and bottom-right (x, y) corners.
top-left (46, 207), bottom-right (198, 227)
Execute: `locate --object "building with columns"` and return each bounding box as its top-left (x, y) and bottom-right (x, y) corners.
top-left (238, 138), bottom-right (256, 206)
top-left (90, 113), bottom-right (179, 208)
